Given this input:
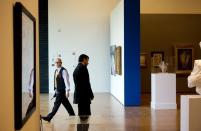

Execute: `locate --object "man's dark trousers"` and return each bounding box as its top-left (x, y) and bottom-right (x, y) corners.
top-left (46, 91), bottom-right (75, 120)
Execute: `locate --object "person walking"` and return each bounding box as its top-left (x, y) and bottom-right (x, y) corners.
top-left (73, 54), bottom-right (94, 121)
top-left (42, 58), bottom-right (75, 122)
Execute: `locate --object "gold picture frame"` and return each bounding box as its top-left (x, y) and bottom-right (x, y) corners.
top-left (151, 51), bottom-right (164, 68)
top-left (115, 46), bottom-right (122, 75)
top-left (140, 53), bottom-right (148, 67)
top-left (175, 45), bottom-right (194, 74)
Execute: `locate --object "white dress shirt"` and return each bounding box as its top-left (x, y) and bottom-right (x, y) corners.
top-left (28, 69), bottom-right (34, 94)
top-left (55, 67), bottom-right (70, 91)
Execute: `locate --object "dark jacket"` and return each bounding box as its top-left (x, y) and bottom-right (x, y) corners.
top-left (73, 63), bottom-right (94, 104)
top-left (54, 67), bottom-right (66, 92)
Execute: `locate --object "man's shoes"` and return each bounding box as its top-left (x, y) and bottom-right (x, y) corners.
top-left (79, 116), bottom-right (89, 123)
top-left (41, 116), bottom-right (51, 122)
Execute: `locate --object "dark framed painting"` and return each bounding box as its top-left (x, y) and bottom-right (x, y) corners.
top-left (151, 51), bottom-right (164, 68)
top-left (115, 46), bottom-right (122, 75)
top-left (140, 53), bottom-right (148, 67)
top-left (14, 2), bottom-right (36, 130)
top-left (175, 45), bottom-right (194, 74)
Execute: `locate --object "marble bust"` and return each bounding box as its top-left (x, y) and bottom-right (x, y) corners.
top-left (187, 60), bottom-right (201, 95)
top-left (158, 61), bottom-right (168, 73)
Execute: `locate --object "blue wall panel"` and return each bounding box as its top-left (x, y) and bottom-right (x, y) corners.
top-left (124, 0), bottom-right (141, 106)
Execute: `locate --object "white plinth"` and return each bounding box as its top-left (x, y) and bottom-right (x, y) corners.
top-left (151, 73), bottom-right (177, 109)
top-left (181, 95), bottom-right (201, 131)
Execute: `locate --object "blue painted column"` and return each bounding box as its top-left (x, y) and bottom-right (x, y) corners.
top-left (124, 0), bottom-right (141, 106)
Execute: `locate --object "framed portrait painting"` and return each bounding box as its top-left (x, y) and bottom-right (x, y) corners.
top-left (175, 45), bottom-right (194, 74)
top-left (14, 2), bottom-right (36, 130)
top-left (151, 51), bottom-right (164, 68)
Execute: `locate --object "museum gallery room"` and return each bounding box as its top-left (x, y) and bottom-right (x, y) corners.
top-left (1, 0), bottom-right (201, 131)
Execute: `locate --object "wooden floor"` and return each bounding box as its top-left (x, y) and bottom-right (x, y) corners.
top-left (40, 93), bottom-right (181, 131)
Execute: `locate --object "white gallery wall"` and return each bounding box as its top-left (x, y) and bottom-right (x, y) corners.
top-left (110, 0), bottom-right (124, 104)
top-left (49, 0), bottom-right (119, 93)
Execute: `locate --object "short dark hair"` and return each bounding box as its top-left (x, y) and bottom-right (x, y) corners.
top-left (79, 54), bottom-right (89, 62)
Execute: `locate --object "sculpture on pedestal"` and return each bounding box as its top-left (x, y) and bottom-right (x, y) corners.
top-left (187, 42), bottom-right (201, 94)
top-left (158, 61), bottom-right (168, 73)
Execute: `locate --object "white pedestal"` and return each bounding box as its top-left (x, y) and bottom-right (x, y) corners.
top-left (181, 95), bottom-right (201, 131)
top-left (151, 73), bottom-right (177, 109)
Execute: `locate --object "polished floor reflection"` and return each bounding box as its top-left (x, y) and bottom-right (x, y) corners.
top-left (40, 93), bottom-right (180, 131)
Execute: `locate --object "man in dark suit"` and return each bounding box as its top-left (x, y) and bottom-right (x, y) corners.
top-left (42, 58), bottom-right (75, 122)
top-left (73, 54), bottom-right (94, 121)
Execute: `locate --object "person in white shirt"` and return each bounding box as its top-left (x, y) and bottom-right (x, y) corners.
top-left (42, 58), bottom-right (75, 122)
